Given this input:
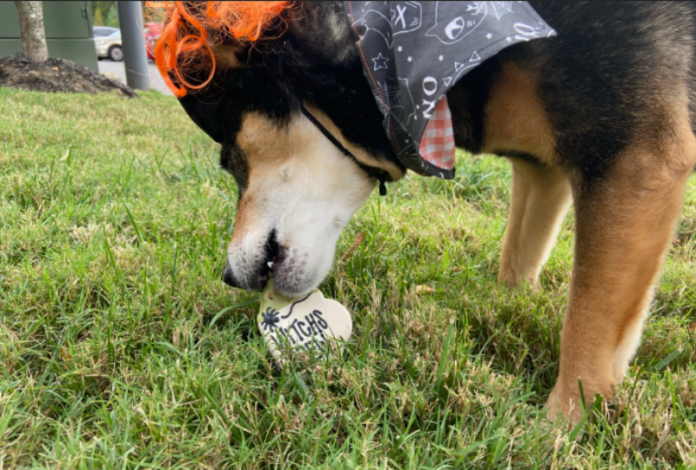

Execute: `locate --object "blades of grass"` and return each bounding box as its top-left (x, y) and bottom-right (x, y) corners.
top-left (403, 405), bottom-right (418, 437)
top-left (170, 236), bottom-right (180, 282)
top-left (359, 305), bottom-right (375, 365)
top-left (435, 322), bottom-right (454, 399)
top-left (667, 370), bottom-right (681, 434)
top-left (654, 348), bottom-right (681, 371)
top-left (393, 319), bottom-right (419, 381)
top-left (48, 150), bottom-right (59, 185)
top-left (107, 325), bottom-right (115, 368)
top-left (434, 408), bottom-right (450, 445)
top-left (591, 393), bottom-right (603, 418)
top-left (578, 378), bottom-right (587, 412)
top-left (124, 203), bottom-right (144, 244)
top-left (153, 341), bottom-right (187, 359)
top-left (623, 365), bottom-right (642, 429)
top-left (568, 412), bottom-right (589, 443)
top-left (208, 299), bottom-right (259, 328)
top-left (290, 367), bottom-right (311, 401)
top-left (102, 228), bottom-right (123, 291)
top-left (489, 432), bottom-right (510, 467)
top-left (445, 434), bottom-right (500, 467)
top-left (153, 146), bottom-right (170, 175)
top-left (195, 381), bottom-right (231, 428)
top-left (26, 316), bottom-right (46, 337)
top-left (58, 147), bottom-right (72, 166)
top-left (185, 148), bottom-right (201, 180)
top-left (122, 154), bottom-right (136, 194)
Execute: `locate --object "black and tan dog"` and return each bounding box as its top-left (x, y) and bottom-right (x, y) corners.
top-left (160, 2), bottom-right (696, 423)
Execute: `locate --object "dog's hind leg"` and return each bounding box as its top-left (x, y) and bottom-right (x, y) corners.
top-left (498, 160), bottom-right (572, 287)
top-left (545, 121), bottom-right (696, 423)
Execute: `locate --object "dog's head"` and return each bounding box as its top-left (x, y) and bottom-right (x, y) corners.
top-left (157, 2), bottom-right (405, 296)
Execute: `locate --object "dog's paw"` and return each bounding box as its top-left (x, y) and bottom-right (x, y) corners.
top-left (544, 384), bottom-right (584, 426)
top-left (544, 378), bottom-right (615, 428)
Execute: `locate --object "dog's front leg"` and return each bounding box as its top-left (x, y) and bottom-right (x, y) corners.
top-left (499, 160), bottom-right (572, 287)
top-left (545, 129), bottom-right (696, 424)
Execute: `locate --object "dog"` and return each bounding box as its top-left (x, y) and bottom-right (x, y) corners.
top-left (156, 2), bottom-right (696, 423)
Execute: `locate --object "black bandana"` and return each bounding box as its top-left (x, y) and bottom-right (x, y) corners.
top-left (345, 1), bottom-right (555, 178)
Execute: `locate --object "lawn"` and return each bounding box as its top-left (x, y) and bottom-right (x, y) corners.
top-left (0, 87), bottom-right (695, 469)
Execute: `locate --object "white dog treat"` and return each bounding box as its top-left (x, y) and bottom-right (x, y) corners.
top-left (257, 276), bottom-right (352, 367)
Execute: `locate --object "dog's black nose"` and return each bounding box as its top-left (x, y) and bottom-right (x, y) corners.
top-left (222, 262), bottom-right (237, 288)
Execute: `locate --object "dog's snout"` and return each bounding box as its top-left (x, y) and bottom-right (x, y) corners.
top-left (223, 230), bottom-right (282, 292)
top-left (222, 262), bottom-right (237, 288)
top-left (264, 230), bottom-right (280, 266)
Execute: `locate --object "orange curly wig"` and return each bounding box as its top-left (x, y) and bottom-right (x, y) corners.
top-left (150, 1), bottom-right (292, 97)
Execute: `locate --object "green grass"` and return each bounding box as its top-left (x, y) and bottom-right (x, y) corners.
top-left (0, 87), bottom-right (695, 469)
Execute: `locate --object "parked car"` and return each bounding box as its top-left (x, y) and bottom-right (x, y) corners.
top-left (93, 27), bottom-right (123, 61)
top-left (144, 23), bottom-right (162, 61)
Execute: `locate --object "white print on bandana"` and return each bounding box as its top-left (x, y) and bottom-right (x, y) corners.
top-left (347, 1), bottom-right (556, 178)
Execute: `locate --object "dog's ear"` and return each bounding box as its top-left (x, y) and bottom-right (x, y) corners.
top-left (174, 25), bottom-right (253, 141)
top-left (177, 44), bottom-right (246, 143)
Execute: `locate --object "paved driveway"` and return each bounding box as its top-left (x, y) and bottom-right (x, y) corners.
top-left (98, 59), bottom-right (173, 95)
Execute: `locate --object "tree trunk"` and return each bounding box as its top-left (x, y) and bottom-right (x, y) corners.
top-left (14, 1), bottom-right (48, 62)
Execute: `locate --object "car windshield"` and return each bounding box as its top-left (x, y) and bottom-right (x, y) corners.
top-left (94, 28), bottom-right (119, 38)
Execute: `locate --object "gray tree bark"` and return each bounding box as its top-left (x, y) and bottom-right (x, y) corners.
top-left (14, 1), bottom-right (48, 62)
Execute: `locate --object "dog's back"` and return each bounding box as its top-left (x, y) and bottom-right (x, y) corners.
top-left (447, 1), bottom-right (696, 179)
top-left (537, 2), bottom-right (693, 171)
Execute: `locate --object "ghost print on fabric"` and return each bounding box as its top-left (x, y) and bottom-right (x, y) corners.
top-left (345, 1), bottom-right (556, 178)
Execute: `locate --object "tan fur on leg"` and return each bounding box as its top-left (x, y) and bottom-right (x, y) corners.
top-left (499, 161), bottom-right (572, 287)
top-left (546, 119), bottom-right (696, 423)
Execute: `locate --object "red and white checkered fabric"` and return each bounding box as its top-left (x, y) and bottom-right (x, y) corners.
top-left (419, 96), bottom-right (455, 171)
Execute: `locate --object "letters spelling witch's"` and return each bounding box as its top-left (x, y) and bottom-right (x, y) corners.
top-left (257, 277), bottom-right (353, 365)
